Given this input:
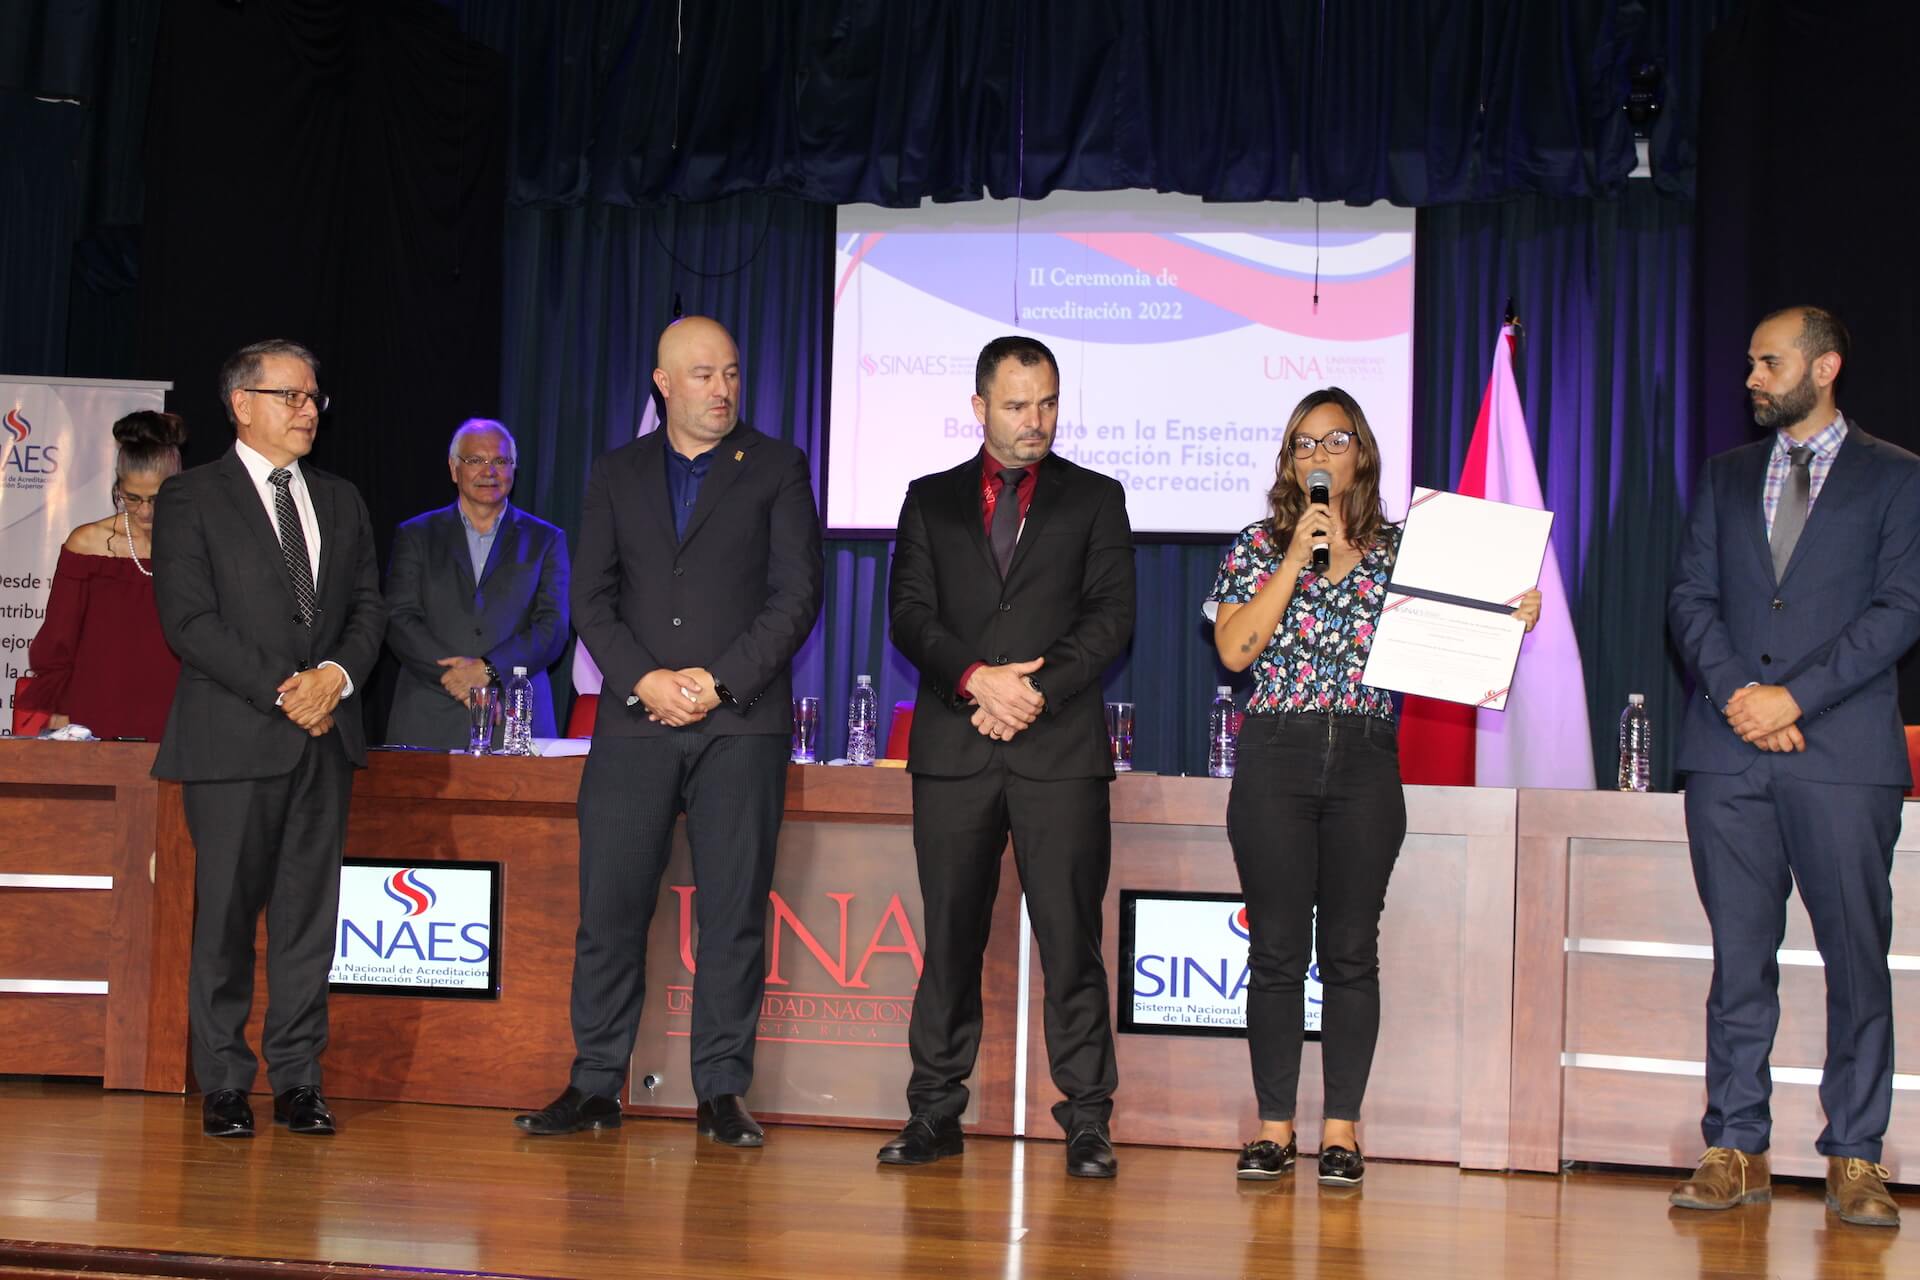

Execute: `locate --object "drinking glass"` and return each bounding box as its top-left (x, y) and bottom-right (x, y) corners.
top-left (1105, 700), bottom-right (1134, 772)
top-left (467, 686), bottom-right (499, 756)
top-left (792, 696), bottom-right (821, 764)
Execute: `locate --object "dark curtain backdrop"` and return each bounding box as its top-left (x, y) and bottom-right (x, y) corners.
top-left (135, 0), bottom-right (506, 557)
top-left (0, 0), bottom-right (161, 380)
top-left (1414, 188), bottom-right (1698, 789)
top-left (5, 0), bottom-right (1762, 779)
top-left (453, 0), bottom-right (1722, 208)
top-left (1694, 1), bottom-right (1920, 717)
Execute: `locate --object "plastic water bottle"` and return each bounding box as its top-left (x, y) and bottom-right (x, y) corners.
top-left (501, 666), bottom-right (535, 757)
top-left (847, 674), bottom-right (878, 766)
top-left (1208, 686), bottom-right (1237, 778)
top-left (1617, 693), bottom-right (1651, 792)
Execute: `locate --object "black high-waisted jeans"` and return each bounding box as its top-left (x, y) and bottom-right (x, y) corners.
top-left (1226, 711), bottom-right (1407, 1122)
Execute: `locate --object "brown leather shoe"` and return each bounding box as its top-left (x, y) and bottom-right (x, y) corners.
top-left (1670, 1147), bottom-right (1771, 1209)
top-left (1826, 1157), bottom-right (1901, 1228)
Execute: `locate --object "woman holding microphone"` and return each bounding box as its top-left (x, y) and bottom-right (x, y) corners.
top-left (1204, 387), bottom-right (1538, 1185)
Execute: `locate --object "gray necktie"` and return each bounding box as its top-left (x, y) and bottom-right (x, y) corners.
top-left (268, 468), bottom-right (318, 627)
top-left (1769, 445), bottom-right (1812, 582)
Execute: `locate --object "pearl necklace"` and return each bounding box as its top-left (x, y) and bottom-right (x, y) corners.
top-left (120, 510), bottom-right (152, 578)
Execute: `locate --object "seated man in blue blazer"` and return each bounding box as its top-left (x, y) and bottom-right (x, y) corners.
top-left (1669, 307), bottom-right (1920, 1228)
top-left (384, 419), bottom-right (570, 748)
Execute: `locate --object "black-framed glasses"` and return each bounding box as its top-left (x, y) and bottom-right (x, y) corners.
top-left (456, 455), bottom-right (516, 471)
top-left (1289, 430), bottom-right (1354, 459)
top-left (115, 490), bottom-right (159, 510)
top-left (244, 388), bottom-right (331, 412)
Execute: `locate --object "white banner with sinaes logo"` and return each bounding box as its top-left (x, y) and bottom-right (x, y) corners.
top-left (0, 376), bottom-right (170, 726)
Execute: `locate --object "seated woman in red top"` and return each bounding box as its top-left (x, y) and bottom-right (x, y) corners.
top-left (21, 410), bottom-right (187, 740)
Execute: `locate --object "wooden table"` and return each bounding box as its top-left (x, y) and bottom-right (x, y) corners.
top-left (4, 739), bottom-right (1909, 1176)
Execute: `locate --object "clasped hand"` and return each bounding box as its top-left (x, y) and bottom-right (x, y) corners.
top-left (1725, 684), bottom-right (1805, 752)
top-left (636, 667), bottom-right (721, 726)
top-left (277, 665), bottom-right (346, 735)
top-left (969, 657), bottom-right (1045, 741)
top-left (436, 655), bottom-right (490, 702)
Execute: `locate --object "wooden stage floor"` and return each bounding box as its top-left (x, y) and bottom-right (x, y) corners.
top-left (0, 1081), bottom-right (1908, 1279)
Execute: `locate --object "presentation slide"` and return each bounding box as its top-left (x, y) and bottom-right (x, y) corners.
top-left (826, 192), bottom-right (1414, 536)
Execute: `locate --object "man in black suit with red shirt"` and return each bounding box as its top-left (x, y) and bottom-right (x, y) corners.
top-left (879, 335), bottom-right (1136, 1177)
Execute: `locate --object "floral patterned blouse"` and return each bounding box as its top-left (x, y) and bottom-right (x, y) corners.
top-left (1204, 521), bottom-right (1402, 720)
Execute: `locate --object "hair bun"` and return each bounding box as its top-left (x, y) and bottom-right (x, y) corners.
top-left (112, 410), bottom-right (188, 449)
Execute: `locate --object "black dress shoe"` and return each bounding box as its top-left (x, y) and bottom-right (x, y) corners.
top-left (1318, 1144), bottom-right (1365, 1185)
top-left (1066, 1122), bottom-right (1118, 1179)
top-left (696, 1094), bottom-right (766, 1147)
top-left (514, 1085), bottom-right (623, 1135)
top-left (202, 1088), bottom-right (254, 1139)
top-left (1236, 1137), bottom-right (1297, 1180)
top-left (877, 1112), bottom-right (964, 1165)
top-left (272, 1086), bottom-right (336, 1136)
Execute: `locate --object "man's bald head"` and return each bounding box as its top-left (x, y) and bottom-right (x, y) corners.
top-left (652, 316), bottom-right (741, 454)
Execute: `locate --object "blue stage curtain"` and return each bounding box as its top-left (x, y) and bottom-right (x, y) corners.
top-left (452, 0), bottom-right (1732, 208)
top-left (498, 190), bottom-right (1237, 773)
top-left (495, 193), bottom-right (1708, 785)
top-left (1412, 186), bottom-right (1699, 789)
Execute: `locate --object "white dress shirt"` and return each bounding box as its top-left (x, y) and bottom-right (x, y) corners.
top-left (232, 439), bottom-right (354, 698)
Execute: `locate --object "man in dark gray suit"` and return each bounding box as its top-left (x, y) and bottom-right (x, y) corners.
top-left (1669, 307), bottom-right (1920, 1227)
top-left (385, 419), bottom-right (569, 749)
top-left (151, 338), bottom-right (387, 1140)
top-left (515, 316), bottom-right (822, 1146)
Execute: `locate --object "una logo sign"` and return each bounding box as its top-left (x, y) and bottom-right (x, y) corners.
top-left (332, 862), bottom-right (495, 993)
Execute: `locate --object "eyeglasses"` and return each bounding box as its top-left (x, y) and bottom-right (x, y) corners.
top-left (456, 455), bottom-right (516, 471)
top-left (1289, 430), bottom-right (1354, 459)
top-left (244, 388), bottom-right (331, 413)
top-left (116, 491), bottom-right (159, 510)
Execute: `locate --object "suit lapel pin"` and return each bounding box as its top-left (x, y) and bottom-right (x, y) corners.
top-left (733, 449), bottom-right (744, 462)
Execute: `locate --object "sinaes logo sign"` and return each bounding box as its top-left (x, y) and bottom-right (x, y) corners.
top-left (330, 860), bottom-right (502, 999)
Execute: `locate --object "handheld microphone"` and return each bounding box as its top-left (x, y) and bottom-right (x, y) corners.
top-left (1307, 469), bottom-right (1332, 573)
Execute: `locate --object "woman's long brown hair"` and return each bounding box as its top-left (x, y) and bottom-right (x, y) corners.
top-left (1265, 387), bottom-right (1389, 553)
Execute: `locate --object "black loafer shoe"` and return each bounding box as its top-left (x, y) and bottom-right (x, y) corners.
top-left (1066, 1122), bottom-right (1119, 1179)
top-left (514, 1085), bottom-right (623, 1135)
top-left (1236, 1137), bottom-right (1297, 1180)
top-left (696, 1094), bottom-right (766, 1147)
top-left (1318, 1144), bottom-right (1365, 1185)
top-left (272, 1085), bottom-right (336, 1136)
top-left (877, 1112), bottom-right (965, 1165)
top-left (202, 1088), bottom-right (254, 1139)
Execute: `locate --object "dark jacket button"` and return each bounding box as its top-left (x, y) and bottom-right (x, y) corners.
top-left (672, 617), bottom-right (683, 627)
top-left (998, 602), bottom-right (1011, 612)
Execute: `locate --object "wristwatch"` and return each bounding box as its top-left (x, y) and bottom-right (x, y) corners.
top-left (482, 659), bottom-right (501, 686)
top-left (714, 682), bottom-right (738, 708)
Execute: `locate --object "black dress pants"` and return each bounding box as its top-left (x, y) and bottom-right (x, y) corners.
top-left (906, 757), bottom-right (1118, 1133)
top-left (1226, 712), bottom-right (1406, 1123)
top-left (184, 732), bottom-right (351, 1095)
top-left (568, 732), bottom-right (789, 1101)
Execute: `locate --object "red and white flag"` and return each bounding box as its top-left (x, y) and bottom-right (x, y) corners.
top-left (1399, 325), bottom-right (1594, 789)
